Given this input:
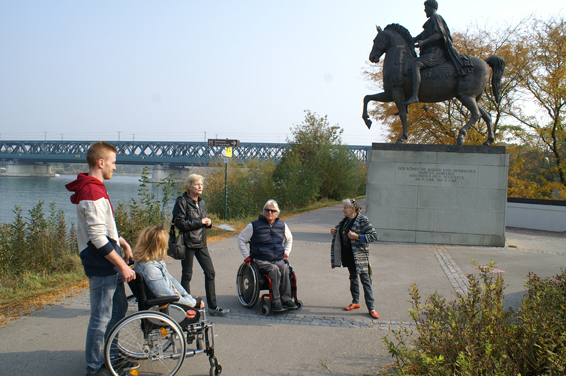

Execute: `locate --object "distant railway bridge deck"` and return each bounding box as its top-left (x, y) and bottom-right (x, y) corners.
top-left (0, 140), bottom-right (371, 167)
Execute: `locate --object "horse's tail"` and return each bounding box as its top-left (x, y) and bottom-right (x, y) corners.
top-left (484, 56), bottom-right (505, 104)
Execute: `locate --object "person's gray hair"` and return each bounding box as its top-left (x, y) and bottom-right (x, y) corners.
top-left (185, 173), bottom-right (204, 191)
top-left (263, 199), bottom-right (280, 212)
top-left (343, 198), bottom-right (361, 213)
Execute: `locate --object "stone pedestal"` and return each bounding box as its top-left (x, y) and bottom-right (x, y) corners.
top-left (366, 144), bottom-right (508, 247)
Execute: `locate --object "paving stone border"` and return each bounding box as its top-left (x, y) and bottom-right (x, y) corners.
top-left (431, 244), bottom-right (469, 296)
top-left (223, 309), bottom-right (415, 331)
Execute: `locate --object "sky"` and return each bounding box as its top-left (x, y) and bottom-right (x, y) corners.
top-left (0, 1), bottom-right (564, 146)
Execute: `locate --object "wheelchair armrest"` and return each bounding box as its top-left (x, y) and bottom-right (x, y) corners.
top-left (146, 295), bottom-right (180, 307)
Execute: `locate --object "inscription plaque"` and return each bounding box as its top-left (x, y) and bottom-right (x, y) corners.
top-left (396, 163), bottom-right (478, 186)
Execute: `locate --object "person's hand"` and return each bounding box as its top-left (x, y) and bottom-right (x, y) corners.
top-left (347, 230), bottom-right (360, 240)
top-left (330, 228), bottom-right (337, 235)
top-left (244, 257), bottom-right (251, 263)
top-left (202, 217), bottom-right (212, 226)
top-left (119, 264), bottom-right (136, 282)
top-left (199, 299), bottom-right (205, 309)
top-left (283, 254), bottom-right (288, 260)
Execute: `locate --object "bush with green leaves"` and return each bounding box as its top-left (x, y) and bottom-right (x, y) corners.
top-left (114, 166), bottom-right (177, 246)
top-left (384, 261), bottom-right (566, 375)
top-left (202, 158), bottom-right (276, 219)
top-left (0, 202), bottom-right (78, 282)
top-left (0, 170), bottom-right (178, 291)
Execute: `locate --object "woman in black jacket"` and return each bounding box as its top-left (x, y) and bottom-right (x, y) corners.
top-left (172, 174), bottom-right (229, 316)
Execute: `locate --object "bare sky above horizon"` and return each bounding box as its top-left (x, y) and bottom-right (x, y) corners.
top-left (1, 0), bottom-right (564, 145)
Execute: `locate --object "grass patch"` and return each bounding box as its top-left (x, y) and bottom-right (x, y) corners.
top-left (0, 258), bottom-right (87, 326)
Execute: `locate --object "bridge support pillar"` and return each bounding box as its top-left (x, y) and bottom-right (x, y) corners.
top-left (0, 162), bottom-right (57, 177)
top-left (151, 165), bottom-right (190, 183)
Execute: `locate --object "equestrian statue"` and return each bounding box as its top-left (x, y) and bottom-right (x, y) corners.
top-left (362, 0), bottom-right (505, 145)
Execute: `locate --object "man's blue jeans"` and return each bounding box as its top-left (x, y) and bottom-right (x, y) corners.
top-left (85, 273), bottom-right (127, 375)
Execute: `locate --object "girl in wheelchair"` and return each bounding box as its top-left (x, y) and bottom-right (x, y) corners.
top-left (133, 225), bottom-right (205, 326)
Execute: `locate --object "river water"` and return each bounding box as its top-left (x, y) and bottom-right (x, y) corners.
top-left (0, 175), bottom-right (172, 225)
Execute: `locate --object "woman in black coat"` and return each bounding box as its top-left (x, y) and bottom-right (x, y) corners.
top-left (172, 173), bottom-right (229, 316)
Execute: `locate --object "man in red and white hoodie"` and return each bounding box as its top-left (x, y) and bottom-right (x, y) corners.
top-left (66, 141), bottom-right (137, 376)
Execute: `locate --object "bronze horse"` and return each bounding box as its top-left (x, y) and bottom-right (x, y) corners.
top-left (362, 24), bottom-right (505, 145)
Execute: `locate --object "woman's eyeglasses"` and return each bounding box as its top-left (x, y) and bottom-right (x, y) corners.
top-left (264, 208), bottom-right (278, 213)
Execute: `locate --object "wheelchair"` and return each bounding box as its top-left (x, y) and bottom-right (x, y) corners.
top-left (103, 271), bottom-right (222, 376)
top-left (236, 258), bottom-right (302, 315)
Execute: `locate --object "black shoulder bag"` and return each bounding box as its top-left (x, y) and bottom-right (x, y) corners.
top-left (168, 196), bottom-right (186, 260)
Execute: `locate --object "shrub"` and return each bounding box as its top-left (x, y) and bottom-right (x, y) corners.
top-left (114, 167), bottom-right (176, 246)
top-left (384, 261), bottom-right (566, 375)
top-left (0, 203), bottom-right (79, 284)
top-left (202, 158), bottom-right (276, 219)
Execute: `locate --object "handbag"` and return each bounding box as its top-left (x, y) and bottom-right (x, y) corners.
top-left (168, 223), bottom-right (186, 260)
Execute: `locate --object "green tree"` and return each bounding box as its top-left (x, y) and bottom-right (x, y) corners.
top-left (273, 110), bottom-right (366, 208)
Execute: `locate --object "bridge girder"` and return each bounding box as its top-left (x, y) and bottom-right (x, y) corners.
top-left (0, 141), bottom-right (370, 166)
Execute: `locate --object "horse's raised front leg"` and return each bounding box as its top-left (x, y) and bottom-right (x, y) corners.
top-left (455, 95), bottom-right (482, 145)
top-left (478, 104), bottom-right (494, 145)
top-left (362, 92), bottom-right (392, 130)
top-left (391, 88), bottom-right (408, 143)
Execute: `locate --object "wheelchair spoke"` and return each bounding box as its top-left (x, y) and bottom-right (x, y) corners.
top-left (105, 311), bottom-right (186, 376)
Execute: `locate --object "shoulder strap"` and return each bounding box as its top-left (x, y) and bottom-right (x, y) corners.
top-left (172, 195), bottom-right (187, 226)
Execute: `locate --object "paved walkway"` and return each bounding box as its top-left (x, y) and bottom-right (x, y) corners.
top-left (1, 201), bottom-right (565, 375)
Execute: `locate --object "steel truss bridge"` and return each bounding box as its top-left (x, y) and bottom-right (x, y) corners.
top-left (0, 141), bottom-right (371, 166)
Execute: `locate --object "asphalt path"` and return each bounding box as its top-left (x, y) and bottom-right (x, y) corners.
top-left (1, 200), bottom-right (565, 375)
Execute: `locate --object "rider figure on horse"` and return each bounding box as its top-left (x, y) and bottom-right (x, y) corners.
top-left (404, 0), bottom-right (473, 105)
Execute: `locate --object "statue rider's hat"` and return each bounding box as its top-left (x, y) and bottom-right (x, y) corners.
top-left (424, 0), bottom-right (438, 10)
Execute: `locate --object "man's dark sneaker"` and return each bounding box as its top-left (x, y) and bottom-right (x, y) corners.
top-left (272, 301), bottom-right (286, 312)
top-left (208, 307), bottom-right (230, 316)
top-left (283, 300), bottom-right (298, 310)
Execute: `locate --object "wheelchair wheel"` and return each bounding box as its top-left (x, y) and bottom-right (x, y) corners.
top-left (196, 338), bottom-right (205, 350)
top-left (237, 262), bottom-right (260, 307)
top-left (260, 299), bottom-right (271, 316)
top-left (209, 356), bottom-right (222, 376)
top-left (105, 311), bottom-right (186, 376)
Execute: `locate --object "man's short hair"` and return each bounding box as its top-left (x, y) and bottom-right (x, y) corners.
top-left (263, 199), bottom-right (280, 212)
top-left (86, 141), bottom-right (118, 167)
top-left (424, 0), bottom-right (438, 10)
